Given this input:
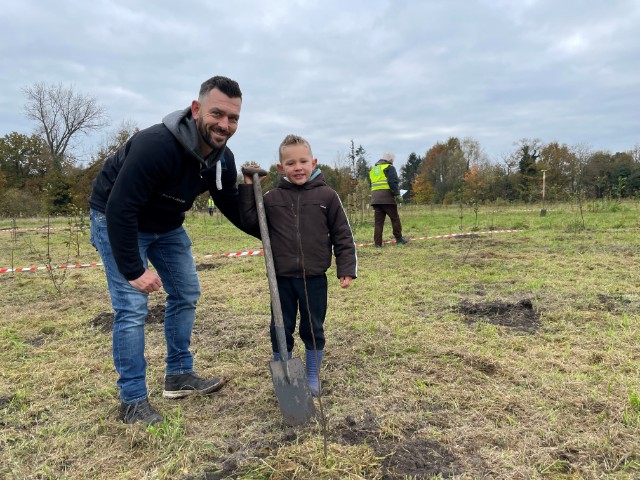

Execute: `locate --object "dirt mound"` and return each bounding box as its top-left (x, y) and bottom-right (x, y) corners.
top-left (0, 395), bottom-right (12, 409)
top-left (196, 413), bottom-right (465, 479)
top-left (458, 298), bottom-right (540, 332)
top-left (89, 304), bottom-right (166, 333)
top-left (380, 438), bottom-right (459, 479)
top-left (195, 263), bottom-right (221, 271)
top-left (338, 413), bottom-right (463, 479)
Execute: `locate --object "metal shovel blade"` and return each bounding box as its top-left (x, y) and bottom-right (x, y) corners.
top-left (269, 357), bottom-right (317, 426)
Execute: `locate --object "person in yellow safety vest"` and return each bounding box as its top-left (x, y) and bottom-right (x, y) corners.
top-left (369, 152), bottom-right (408, 247)
top-left (207, 197), bottom-right (216, 216)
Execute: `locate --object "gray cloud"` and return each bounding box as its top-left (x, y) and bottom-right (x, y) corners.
top-left (1, 0), bottom-right (638, 170)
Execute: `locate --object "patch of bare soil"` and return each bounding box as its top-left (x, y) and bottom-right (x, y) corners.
top-left (90, 312), bottom-right (113, 333)
top-left (195, 263), bottom-right (221, 271)
top-left (458, 298), bottom-right (540, 332)
top-left (198, 461), bottom-right (239, 480)
top-left (337, 413), bottom-right (463, 479)
top-left (189, 436), bottom-right (284, 480)
top-left (191, 413), bottom-right (465, 479)
top-left (89, 304), bottom-right (166, 333)
top-left (145, 304), bottom-right (166, 324)
top-left (380, 438), bottom-right (459, 479)
top-left (594, 293), bottom-right (634, 312)
top-left (24, 336), bottom-right (45, 347)
top-left (0, 395), bottom-right (12, 409)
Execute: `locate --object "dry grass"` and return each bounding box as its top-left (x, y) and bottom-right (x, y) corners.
top-left (1, 201), bottom-right (640, 479)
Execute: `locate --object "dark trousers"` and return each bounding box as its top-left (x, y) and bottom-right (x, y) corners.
top-left (373, 204), bottom-right (403, 246)
top-left (271, 275), bottom-right (327, 352)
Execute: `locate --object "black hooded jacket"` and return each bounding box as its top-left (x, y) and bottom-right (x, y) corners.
top-left (89, 107), bottom-right (259, 280)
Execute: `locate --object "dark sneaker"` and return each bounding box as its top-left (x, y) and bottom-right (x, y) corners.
top-left (119, 398), bottom-right (163, 425)
top-left (162, 372), bottom-right (226, 399)
top-left (374, 244), bottom-right (384, 248)
top-left (396, 236), bottom-right (409, 244)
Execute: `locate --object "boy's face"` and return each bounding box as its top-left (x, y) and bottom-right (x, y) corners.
top-left (277, 144), bottom-right (317, 185)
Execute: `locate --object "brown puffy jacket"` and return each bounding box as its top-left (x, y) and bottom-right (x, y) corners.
top-left (239, 171), bottom-right (357, 279)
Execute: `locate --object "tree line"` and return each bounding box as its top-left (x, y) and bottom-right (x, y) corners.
top-left (1, 83), bottom-right (639, 218)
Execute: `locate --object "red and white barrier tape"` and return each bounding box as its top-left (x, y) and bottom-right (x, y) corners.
top-left (0, 226), bottom-right (83, 233)
top-left (0, 229), bottom-right (519, 274)
top-left (206, 249), bottom-right (264, 258)
top-left (0, 262), bottom-right (103, 274)
top-left (357, 229), bottom-right (520, 247)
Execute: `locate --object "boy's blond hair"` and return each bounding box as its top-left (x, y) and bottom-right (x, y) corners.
top-left (279, 134), bottom-right (313, 161)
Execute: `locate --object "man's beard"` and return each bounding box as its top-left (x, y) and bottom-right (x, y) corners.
top-left (197, 116), bottom-right (227, 150)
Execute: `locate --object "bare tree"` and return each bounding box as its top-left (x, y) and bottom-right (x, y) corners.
top-left (570, 143), bottom-right (593, 227)
top-left (499, 150), bottom-right (518, 175)
top-left (461, 137), bottom-right (488, 170)
top-left (631, 143), bottom-right (640, 164)
top-left (95, 120), bottom-right (139, 162)
top-left (22, 82), bottom-right (110, 170)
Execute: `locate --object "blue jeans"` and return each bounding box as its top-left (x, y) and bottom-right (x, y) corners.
top-left (90, 209), bottom-right (201, 403)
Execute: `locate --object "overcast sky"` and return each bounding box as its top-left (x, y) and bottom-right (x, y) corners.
top-left (1, 0), bottom-right (639, 171)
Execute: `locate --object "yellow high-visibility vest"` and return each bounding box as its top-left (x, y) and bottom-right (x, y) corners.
top-left (369, 164), bottom-right (391, 191)
top-left (207, 198), bottom-right (215, 207)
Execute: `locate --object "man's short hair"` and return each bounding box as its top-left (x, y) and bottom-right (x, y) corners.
top-left (199, 76), bottom-right (242, 100)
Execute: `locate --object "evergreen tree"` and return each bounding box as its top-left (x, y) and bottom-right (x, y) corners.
top-left (399, 152), bottom-right (423, 200)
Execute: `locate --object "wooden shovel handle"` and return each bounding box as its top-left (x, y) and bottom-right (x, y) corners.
top-left (244, 166), bottom-right (289, 360)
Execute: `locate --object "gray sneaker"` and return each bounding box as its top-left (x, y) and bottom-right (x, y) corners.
top-left (119, 398), bottom-right (163, 425)
top-left (162, 372), bottom-right (226, 399)
top-left (396, 236), bottom-right (409, 244)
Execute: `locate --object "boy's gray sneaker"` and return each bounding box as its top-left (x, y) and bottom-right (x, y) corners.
top-left (162, 372), bottom-right (226, 399)
top-left (396, 236), bottom-right (409, 244)
top-left (119, 398), bottom-right (163, 425)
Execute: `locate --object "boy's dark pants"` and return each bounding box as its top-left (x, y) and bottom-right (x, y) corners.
top-left (373, 204), bottom-right (403, 246)
top-left (271, 275), bottom-right (327, 352)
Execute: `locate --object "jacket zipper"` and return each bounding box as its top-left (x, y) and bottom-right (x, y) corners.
top-left (294, 190), bottom-right (301, 273)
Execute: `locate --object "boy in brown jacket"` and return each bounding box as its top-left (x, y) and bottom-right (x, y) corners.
top-left (240, 134), bottom-right (357, 396)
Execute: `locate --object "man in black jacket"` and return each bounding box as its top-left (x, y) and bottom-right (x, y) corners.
top-left (89, 76), bottom-right (258, 425)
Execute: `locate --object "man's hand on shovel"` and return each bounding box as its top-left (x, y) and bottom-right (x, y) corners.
top-left (241, 162), bottom-right (266, 184)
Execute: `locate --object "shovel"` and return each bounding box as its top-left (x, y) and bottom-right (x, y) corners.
top-left (242, 166), bottom-right (316, 426)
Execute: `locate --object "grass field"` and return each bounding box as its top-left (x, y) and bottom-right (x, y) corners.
top-left (1, 201), bottom-right (639, 479)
